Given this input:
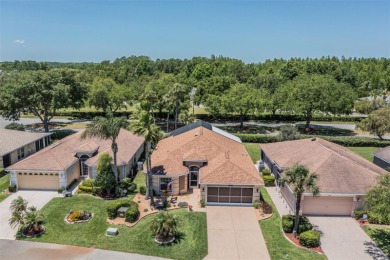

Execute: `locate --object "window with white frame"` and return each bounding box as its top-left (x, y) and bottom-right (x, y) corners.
top-left (160, 178), bottom-right (173, 192)
top-left (17, 147), bottom-right (25, 160)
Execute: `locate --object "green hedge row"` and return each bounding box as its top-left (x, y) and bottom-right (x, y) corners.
top-left (236, 133), bottom-right (390, 147)
top-left (282, 215), bottom-right (313, 234)
top-left (125, 201), bottom-right (140, 223)
top-left (78, 185), bottom-right (101, 193)
top-left (107, 199), bottom-right (133, 219)
top-left (263, 175), bottom-right (275, 187)
top-left (354, 210), bottom-right (390, 225)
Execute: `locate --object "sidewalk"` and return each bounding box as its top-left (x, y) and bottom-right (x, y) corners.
top-left (265, 186), bottom-right (293, 216)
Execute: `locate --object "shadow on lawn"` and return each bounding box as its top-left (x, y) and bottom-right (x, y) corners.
top-left (365, 228), bottom-right (390, 259)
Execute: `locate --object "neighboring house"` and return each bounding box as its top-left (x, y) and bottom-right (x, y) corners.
top-left (7, 129), bottom-right (145, 190)
top-left (261, 138), bottom-right (387, 216)
top-left (0, 129), bottom-right (51, 168)
top-left (373, 146), bottom-right (390, 171)
top-left (150, 121), bottom-right (263, 206)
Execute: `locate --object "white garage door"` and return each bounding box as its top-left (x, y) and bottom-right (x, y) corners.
top-left (303, 196), bottom-right (354, 216)
top-left (17, 172), bottom-right (59, 190)
top-left (207, 187), bottom-right (253, 205)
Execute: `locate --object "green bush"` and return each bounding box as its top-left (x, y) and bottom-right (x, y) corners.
top-left (253, 201), bottom-right (260, 209)
top-left (200, 199), bottom-right (206, 208)
top-left (235, 134), bottom-right (278, 143)
top-left (119, 178), bottom-right (132, 189)
top-left (128, 183), bottom-right (137, 193)
top-left (367, 212), bottom-right (390, 225)
top-left (354, 210), bottom-right (366, 220)
top-left (8, 185), bottom-right (16, 192)
top-left (107, 199), bottom-right (133, 219)
top-left (125, 201), bottom-right (140, 223)
top-left (282, 215), bottom-right (312, 234)
top-left (178, 201), bottom-right (188, 208)
top-left (78, 185), bottom-right (93, 193)
top-left (139, 186), bottom-right (147, 195)
top-left (58, 188), bottom-right (65, 194)
top-left (50, 130), bottom-right (76, 140)
top-left (82, 179), bottom-right (95, 187)
top-left (299, 230), bottom-right (321, 248)
top-left (262, 169), bottom-right (271, 176)
top-left (263, 175), bottom-right (275, 187)
top-left (0, 168), bottom-right (5, 176)
top-left (5, 122), bottom-right (25, 131)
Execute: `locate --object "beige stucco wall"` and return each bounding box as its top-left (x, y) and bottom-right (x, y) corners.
top-left (152, 175), bottom-right (182, 196)
top-left (66, 161), bottom-right (80, 186)
top-left (10, 142), bottom-right (37, 165)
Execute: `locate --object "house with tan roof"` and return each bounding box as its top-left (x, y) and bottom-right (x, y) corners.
top-left (7, 129), bottom-right (145, 190)
top-left (150, 121), bottom-right (263, 205)
top-left (260, 138), bottom-right (388, 216)
top-left (0, 129), bottom-right (51, 168)
top-left (373, 146), bottom-right (390, 171)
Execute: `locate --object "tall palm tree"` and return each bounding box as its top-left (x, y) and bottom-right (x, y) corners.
top-left (81, 113), bottom-right (128, 192)
top-left (130, 102), bottom-right (162, 205)
top-left (283, 164), bottom-right (319, 237)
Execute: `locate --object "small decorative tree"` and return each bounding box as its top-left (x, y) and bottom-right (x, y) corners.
top-left (283, 164), bottom-right (319, 238)
top-left (278, 125), bottom-right (300, 141)
top-left (150, 212), bottom-right (179, 244)
top-left (95, 152), bottom-right (117, 196)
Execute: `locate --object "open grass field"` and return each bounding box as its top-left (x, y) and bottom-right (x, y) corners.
top-left (20, 194), bottom-right (208, 260)
top-left (362, 225), bottom-right (390, 258)
top-left (0, 173), bottom-right (10, 203)
top-left (259, 187), bottom-right (326, 260)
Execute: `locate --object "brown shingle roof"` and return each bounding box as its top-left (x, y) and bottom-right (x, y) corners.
top-left (151, 126), bottom-right (263, 185)
top-left (261, 138), bottom-right (388, 194)
top-left (0, 129), bottom-right (50, 156)
top-left (374, 146), bottom-right (390, 163)
top-left (7, 129), bottom-right (144, 172)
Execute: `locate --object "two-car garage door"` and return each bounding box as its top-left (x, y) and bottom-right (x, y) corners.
top-left (207, 187), bottom-right (253, 204)
top-left (17, 173), bottom-right (59, 190)
top-left (302, 196), bottom-right (354, 216)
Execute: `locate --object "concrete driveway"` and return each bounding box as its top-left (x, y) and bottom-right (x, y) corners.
top-left (308, 216), bottom-right (388, 260)
top-left (0, 190), bottom-right (59, 240)
top-left (205, 206), bottom-right (270, 260)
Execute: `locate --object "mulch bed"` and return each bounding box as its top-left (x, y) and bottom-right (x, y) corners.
top-left (22, 226), bottom-right (45, 238)
top-left (285, 233), bottom-right (324, 254)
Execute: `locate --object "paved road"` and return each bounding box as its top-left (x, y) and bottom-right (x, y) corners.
top-left (0, 117), bottom-right (71, 128)
top-left (0, 190), bottom-right (59, 240)
top-left (308, 217), bottom-right (388, 260)
top-left (0, 239), bottom-right (166, 260)
top-left (205, 206), bottom-right (270, 260)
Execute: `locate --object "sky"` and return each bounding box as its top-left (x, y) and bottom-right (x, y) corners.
top-left (0, 0), bottom-right (389, 63)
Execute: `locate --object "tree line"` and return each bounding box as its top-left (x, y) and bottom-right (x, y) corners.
top-left (0, 56), bottom-right (389, 131)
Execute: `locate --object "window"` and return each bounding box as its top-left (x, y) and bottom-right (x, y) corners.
top-left (160, 178), bottom-right (173, 192)
top-left (17, 147), bottom-right (25, 160)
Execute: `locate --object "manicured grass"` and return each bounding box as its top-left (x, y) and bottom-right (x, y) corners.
top-left (347, 147), bottom-right (379, 162)
top-left (133, 172), bottom-right (146, 193)
top-left (20, 195), bottom-right (207, 259)
top-left (259, 187), bottom-right (326, 260)
top-left (362, 225), bottom-right (390, 257)
top-left (244, 143), bottom-right (261, 164)
top-left (0, 174), bottom-right (10, 203)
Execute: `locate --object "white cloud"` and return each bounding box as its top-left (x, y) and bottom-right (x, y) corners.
top-left (14, 40), bottom-right (25, 44)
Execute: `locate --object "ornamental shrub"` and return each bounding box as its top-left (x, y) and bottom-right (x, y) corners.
top-left (282, 215), bottom-right (312, 234)
top-left (263, 175), bottom-right (275, 187)
top-left (200, 199), bottom-right (206, 208)
top-left (5, 122), bottom-right (25, 131)
top-left (139, 186), bottom-right (147, 195)
top-left (282, 215), bottom-right (294, 233)
top-left (300, 230), bottom-right (321, 248)
top-left (253, 201), bottom-right (260, 209)
top-left (106, 199), bottom-right (133, 219)
top-left (82, 179), bottom-right (95, 187)
top-left (69, 210), bottom-right (83, 221)
top-left (262, 169), bottom-right (271, 176)
top-left (125, 201), bottom-right (140, 223)
top-left (354, 209), bottom-right (366, 220)
top-left (128, 183), bottom-right (137, 193)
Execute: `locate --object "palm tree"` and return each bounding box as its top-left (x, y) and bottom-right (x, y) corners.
top-left (150, 212), bottom-right (179, 241)
top-left (283, 164), bottom-right (319, 237)
top-left (23, 206), bottom-right (44, 233)
top-left (81, 113), bottom-right (128, 192)
top-left (130, 102), bottom-right (162, 205)
top-left (10, 196), bottom-right (28, 214)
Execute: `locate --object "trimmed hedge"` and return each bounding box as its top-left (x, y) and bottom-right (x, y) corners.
top-left (300, 230), bottom-right (321, 248)
top-left (354, 210), bottom-right (390, 225)
top-left (262, 169), bottom-right (271, 176)
top-left (125, 201), bottom-right (140, 223)
top-left (263, 175), bottom-right (275, 187)
top-left (8, 185), bottom-right (17, 192)
top-left (50, 130), bottom-right (76, 140)
top-left (107, 199), bottom-right (133, 219)
top-left (282, 215), bottom-right (313, 234)
top-left (82, 179), bottom-right (95, 187)
top-left (236, 133), bottom-right (390, 147)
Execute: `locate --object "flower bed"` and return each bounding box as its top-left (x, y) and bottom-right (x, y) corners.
top-left (65, 210), bottom-right (93, 224)
top-left (22, 226), bottom-right (45, 237)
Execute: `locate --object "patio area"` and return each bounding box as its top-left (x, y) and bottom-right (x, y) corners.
top-left (108, 188), bottom-right (206, 227)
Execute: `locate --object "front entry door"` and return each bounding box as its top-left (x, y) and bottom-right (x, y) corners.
top-left (189, 166), bottom-right (199, 187)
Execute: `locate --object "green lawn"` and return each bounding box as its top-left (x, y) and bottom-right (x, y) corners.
top-left (20, 195), bottom-right (207, 260)
top-left (0, 174), bottom-right (10, 203)
top-left (259, 187), bottom-right (326, 260)
top-left (347, 147), bottom-right (379, 162)
top-left (244, 143), bottom-right (261, 164)
top-left (362, 225), bottom-right (390, 258)
top-left (133, 172), bottom-right (146, 192)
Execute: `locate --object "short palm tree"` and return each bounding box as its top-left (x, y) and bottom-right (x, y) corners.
top-left (150, 212), bottom-right (179, 241)
top-left (9, 197), bottom-right (44, 235)
top-left (10, 196), bottom-right (28, 214)
top-left (81, 113), bottom-right (128, 192)
top-left (283, 164), bottom-right (319, 237)
top-left (130, 102), bottom-right (162, 205)
top-left (23, 206), bottom-right (44, 233)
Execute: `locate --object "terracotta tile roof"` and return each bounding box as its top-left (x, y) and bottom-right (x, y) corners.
top-left (151, 125), bottom-right (263, 185)
top-left (374, 146), bottom-right (390, 164)
top-left (7, 129), bottom-right (144, 172)
top-left (0, 129), bottom-right (50, 156)
top-left (260, 138), bottom-right (388, 194)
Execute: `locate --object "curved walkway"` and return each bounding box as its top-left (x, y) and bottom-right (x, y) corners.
top-left (205, 206), bottom-right (270, 260)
